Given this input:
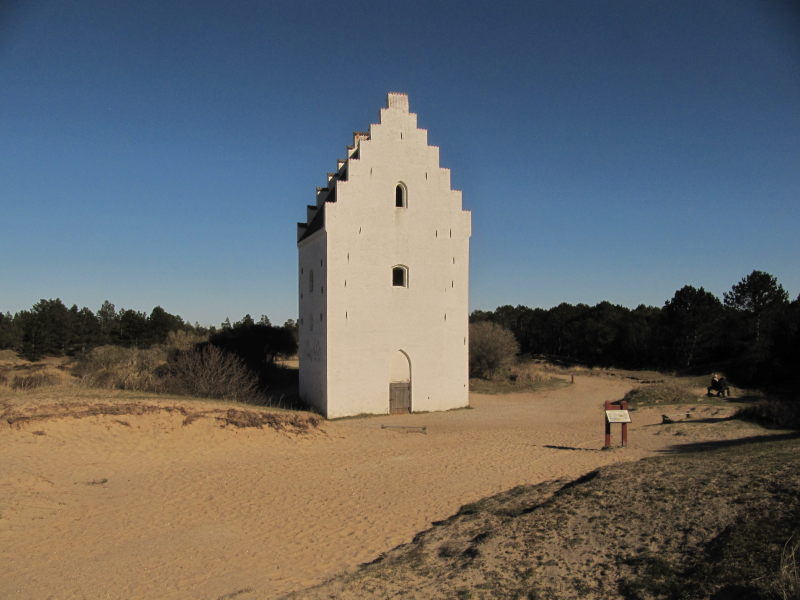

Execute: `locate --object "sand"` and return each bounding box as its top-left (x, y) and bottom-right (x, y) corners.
top-left (0, 376), bottom-right (766, 599)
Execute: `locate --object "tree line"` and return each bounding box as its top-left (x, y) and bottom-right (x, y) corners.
top-left (471, 270), bottom-right (799, 388)
top-left (2, 269), bottom-right (796, 390)
top-left (0, 299), bottom-right (298, 362)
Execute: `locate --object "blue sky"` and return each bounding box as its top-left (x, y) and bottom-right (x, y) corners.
top-left (2, 0), bottom-right (798, 326)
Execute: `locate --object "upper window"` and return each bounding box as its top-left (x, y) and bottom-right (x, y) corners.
top-left (395, 183), bottom-right (407, 208)
top-left (392, 265), bottom-right (408, 287)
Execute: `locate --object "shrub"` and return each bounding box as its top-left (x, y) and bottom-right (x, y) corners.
top-left (469, 321), bottom-right (519, 379)
top-left (164, 329), bottom-right (207, 353)
top-left (622, 383), bottom-right (697, 407)
top-left (73, 345), bottom-right (167, 391)
top-left (165, 345), bottom-right (260, 402)
top-left (11, 372), bottom-right (61, 390)
top-left (0, 349), bottom-right (20, 362)
top-left (74, 343), bottom-right (262, 402)
top-left (735, 401), bottom-right (800, 430)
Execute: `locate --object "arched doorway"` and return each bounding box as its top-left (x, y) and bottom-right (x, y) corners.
top-left (389, 350), bottom-right (411, 414)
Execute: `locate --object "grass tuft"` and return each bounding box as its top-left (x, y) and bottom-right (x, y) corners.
top-left (774, 534), bottom-right (800, 600)
top-left (11, 372), bottom-right (62, 390)
top-left (622, 382), bottom-right (698, 408)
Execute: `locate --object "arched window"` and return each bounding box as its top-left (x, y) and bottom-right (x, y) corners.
top-left (392, 265), bottom-right (408, 287)
top-left (395, 183), bottom-right (407, 208)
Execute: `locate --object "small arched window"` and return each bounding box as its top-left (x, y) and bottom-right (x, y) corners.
top-left (392, 265), bottom-right (408, 287)
top-left (395, 183), bottom-right (407, 208)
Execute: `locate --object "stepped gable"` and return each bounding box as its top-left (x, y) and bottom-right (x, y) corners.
top-left (297, 95), bottom-right (427, 243)
top-left (298, 92), bottom-right (439, 242)
top-left (297, 129), bottom-right (370, 242)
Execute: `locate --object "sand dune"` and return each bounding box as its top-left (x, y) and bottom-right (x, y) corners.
top-left (0, 376), bottom-right (766, 599)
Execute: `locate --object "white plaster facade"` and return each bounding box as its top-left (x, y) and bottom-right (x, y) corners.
top-left (297, 93), bottom-right (471, 418)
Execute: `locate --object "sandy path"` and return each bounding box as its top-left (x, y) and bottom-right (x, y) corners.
top-left (0, 376), bottom-right (757, 599)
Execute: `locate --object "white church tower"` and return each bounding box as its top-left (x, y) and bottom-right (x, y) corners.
top-left (297, 92), bottom-right (471, 418)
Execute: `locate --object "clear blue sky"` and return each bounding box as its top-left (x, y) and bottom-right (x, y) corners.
top-left (2, 0), bottom-right (798, 326)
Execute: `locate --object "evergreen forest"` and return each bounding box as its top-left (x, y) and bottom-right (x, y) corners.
top-left (1, 269), bottom-right (797, 390)
top-left (0, 300), bottom-right (297, 365)
top-left (471, 270), bottom-right (798, 389)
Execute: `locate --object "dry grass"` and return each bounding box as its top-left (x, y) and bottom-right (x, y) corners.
top-left (10, 372), bottom-right (62, 390)
top-left (774, 535), bottom-right (800, 600)
top-left (164, 329), bottom-right (208, 352)
top-left (470, 358), bottom-right (685, 395)
top-left (69, 332), bottom-right (208, 392)
top-left (470, 360), bottom-right (569, 393)
top-left (71, 343), bottom-right (264, 404)
top-left (72, 344), bottom-right (169, 391)
top-left (622, 382), bottom-right (700, 408)
top-left (0, 354), bottom-right (70, 392)
top-left (0, 348), bottom-right (23, 364)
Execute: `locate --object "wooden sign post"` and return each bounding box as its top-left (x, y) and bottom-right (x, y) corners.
top-left (604, 399), bottom-right (631, 448)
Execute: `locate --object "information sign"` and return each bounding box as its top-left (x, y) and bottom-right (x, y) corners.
top-left (605, 410), bottom-right (631, 423)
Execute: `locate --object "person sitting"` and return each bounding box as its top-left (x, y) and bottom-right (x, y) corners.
top-left (707, 374), bottom-right (729, 397)
top-left (717, 376), bottom-right (730, 397)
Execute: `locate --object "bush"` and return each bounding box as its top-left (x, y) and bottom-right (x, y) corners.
top-left (73, 345), bottom-right (167, 391)
top-left (469, 321), bottom-right (519, 379)
top-left (11, 372), bottom-right (61, 390)
top-left (735, 401), bottom-right (800, 430)
top-left (164, 329), bottom-right (207, 353)
top-left (74, 343), bottom-right (262, 402)
top-left (165, 345), bottom-right (260, 402)
top-left (622, 383), bottom-right (697, 407)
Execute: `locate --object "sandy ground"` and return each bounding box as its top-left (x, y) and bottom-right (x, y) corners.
top-left (0, 376), bottom-right (767, 600)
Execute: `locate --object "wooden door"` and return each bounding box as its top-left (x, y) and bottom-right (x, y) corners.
top-left (389, 382), bottom-right (411, 414)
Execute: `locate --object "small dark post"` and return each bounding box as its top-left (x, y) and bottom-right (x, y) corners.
top-left (604, 400), bottom-right (613, 448)
top-left (620, 399), bottom-right (628, 447)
